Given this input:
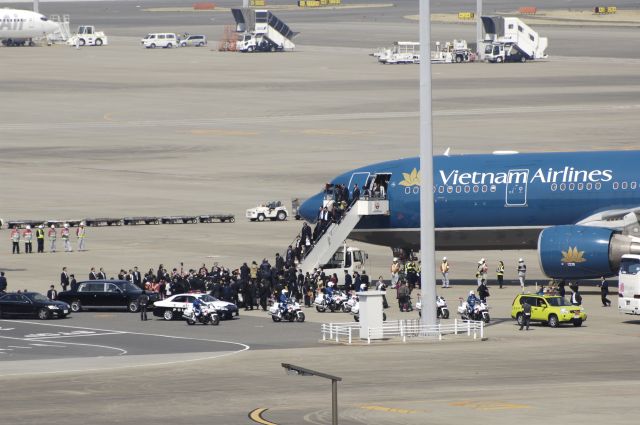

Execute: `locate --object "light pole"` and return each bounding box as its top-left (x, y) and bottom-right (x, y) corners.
top-left (419, 0), bottom-right (437, 331)
top-left (282, 363), bottom-right (342, 425)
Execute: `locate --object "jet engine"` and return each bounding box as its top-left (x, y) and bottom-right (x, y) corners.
top-left (538, 225), bottom-right (640, 279)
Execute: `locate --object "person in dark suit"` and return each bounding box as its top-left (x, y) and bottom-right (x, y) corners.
top-left (70, 274), bottom-right (78, 291)
top-left (89, 267), bottom-right (98, 280)
top-left (0, 272), bottom-right (7, 293)
top-left (132, 266), bottom-right (142, 289)
top-left (60, 267), bottom-right (70, 291)
top-left (351, 184), bottom-right (361, 205)
top-left (47, 285), bottom-right (58, 300)
top-left (97, 267), bottom-right (107, 280)
top-left (343, 270), bottom-right (353, 292)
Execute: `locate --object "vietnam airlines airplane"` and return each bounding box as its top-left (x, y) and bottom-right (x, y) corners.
top-left (0, 8), bottom-right (59, 46)
top-left (297, 150), bottom-right (640, 280)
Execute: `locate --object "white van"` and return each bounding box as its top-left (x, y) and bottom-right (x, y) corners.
top-left (141, 33), bottom-right (179, 49)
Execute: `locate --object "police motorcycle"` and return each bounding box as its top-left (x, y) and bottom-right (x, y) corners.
top-left (416, 295), bottom-right (449, 319)
top-left (183, 304), bottom-right (220, 326)
top-left (350, 301), bottom-right (387, 322)
top-left (341, 293), bottom-right (358, 313)
top-left (314, 290), bottom-right (347, 313)
top-left (269, 298), bottom-right (305, 322)
top-left (457, 296), bottom-right (490, 323)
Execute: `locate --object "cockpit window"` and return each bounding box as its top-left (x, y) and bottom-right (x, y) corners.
top-left (40, 16), bottom-right (49, 21)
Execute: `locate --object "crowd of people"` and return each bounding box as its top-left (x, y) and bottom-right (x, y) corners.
top-left (54, 258), bottom-right (377, 311)
top-left (9, 222), bottom-right (87, 254)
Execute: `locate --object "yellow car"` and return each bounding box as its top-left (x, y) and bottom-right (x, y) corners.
top-left (511, 294), bottom-right (587, 327)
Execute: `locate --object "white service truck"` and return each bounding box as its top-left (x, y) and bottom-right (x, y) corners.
top-left (67, 25), bottom-right (108, 46)
top-left (618, 254), bottom-right (640, 315)
top-left (246, 201), bottom-right (288, 222)
top-left (319, 244), bottom-right (367, 286)
top-left (431, 39), bottom-right (473, 63)
top-left (481, 16), bottom-right (547, 63)
top-left (233, 9), bottom-right (296, 52)
top-left (378, 41), bottom-right (420, 64)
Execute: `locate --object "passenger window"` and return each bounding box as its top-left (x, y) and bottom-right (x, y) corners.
top-left (438, 186), bottom-right (444, 193)
top-left (490, 185), bottom-right (496, 193)
top-left (173, 296), bottom-right (185, 303)
top-left (508, 24), bottom-right (514, 29)
top-left (622, 182), bottom-right (628, 189)
top-left (481, 185), bottom-right (488, 193)
top-left (106, 284), bottom-right (119, 293)
top-left (550, 183), bottom-right (557, 191)
top-left (447, 186), bottom-right (453, 194)
top-left (473, 186), bottom-right (479, 193)
top-left (586, 182), bottom-right (593, 190)
top-left (559, 183), bottom-right (566, 191)
top-left (613, 182), bottom-right (619, 190)
top-left (529, 34), bottom-right (535, 41)
top-left (518, 25), bottom-right (523, 32)
top-left (344, 252), bottom-right (352, 268)
top-left (537, 299), bottom-right (547, 307)
top-left (577, 183), bottom-right (584, 191)
top-left (568, 183), bottom-right (575, 191)
top-left (353, 251), bottom-right (363, 263)
top-left (595, 182), bottom-right (601, 190)
top-left (632, 182), bottom-right (637, 189)
top-left (455, 186), bottom-right (461, 193)
top-left (159, 34), bottom-right (165, 39)
top-left (186, 296), bottom-right (195, 303)
top-left (464, 186), bottom-right (470, 193)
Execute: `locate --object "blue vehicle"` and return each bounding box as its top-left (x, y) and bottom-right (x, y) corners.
top-left (298, 150), bottom-right (640, 280)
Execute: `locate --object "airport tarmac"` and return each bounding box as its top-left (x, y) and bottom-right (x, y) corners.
top-left (1, 1), bottom-right (640, 423)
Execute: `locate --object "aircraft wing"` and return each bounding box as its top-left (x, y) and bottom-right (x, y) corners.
top-left (577, 207), bottom-right (640, 235)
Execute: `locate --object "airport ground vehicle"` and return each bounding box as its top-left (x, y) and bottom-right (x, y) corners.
top-left (377, 41), bottom-right (420, 64)
top-left (0, 292), bottom-right (70, 319)
top-left (153, 293), bottom-right (238, 320)
top-left (180, 34), bottom-right (207, 47)
top-left (317, 245), bottom-right (367, 286)
top-left (511, 294), bottom-right (586, 327)
top-left (246, 201), bottom-right (288, 221)
top-left (183, 304), bottom-right (219, 325)
top-left (67, 25), bottom-right (108, 46)
top-left (58, 280), bottom-right (158, 313)
top-left (481, 16), bottom-right (547, 63)
top-left (618, 254), bottom-right (640, 315)
top-left (232, 8), bottom-right (296, 52)
top-left (269, 300), bottom-right (305, 322)
top-left (141, 33), bottom-right (179, 48)
top-left (431, 40), bottom-right (473, 63)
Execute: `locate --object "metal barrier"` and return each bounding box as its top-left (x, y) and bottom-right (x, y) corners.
top-left (321, 319), bottom-right (484, 344)
top-left (321, 322), bottom-right (359, 344)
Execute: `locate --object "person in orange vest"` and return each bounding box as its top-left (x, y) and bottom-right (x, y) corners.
top-left (48, 225), bottom-right (57, 253)
top-left (36, 225), bottom-right (45, 253)
top-left (10, 226), bottom-right (20, 254)
top-left (76, 222), bottom-right (87, 251)
top-left (23, 225), bottom-right (33, 254)
top-left (61, 223), bottom-right (72, 252)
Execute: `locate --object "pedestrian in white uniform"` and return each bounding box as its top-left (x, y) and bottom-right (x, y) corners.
top-left (517, 258), bottom-right (527, 292)
top-left (440, 257), bottom-right (450, 288)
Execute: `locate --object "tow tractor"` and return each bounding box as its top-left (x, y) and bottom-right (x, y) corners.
top-left (246, 201), bottom-right (288, 222)
top-left (431, 39), bottom-right (474, 63)
top-left (67, 25), bottom-right (108, 46)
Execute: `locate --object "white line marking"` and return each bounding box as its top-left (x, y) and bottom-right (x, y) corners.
top-left (25, 332), bottom-right (125, 340)
top-left (29, 343), bottom-right (67, 347)
top-left (7, 346), bottom-right (31, 349)
top-left (0, 335), bottom-right (126, 356)
top-left (0, 320), bottom-right (250, 376)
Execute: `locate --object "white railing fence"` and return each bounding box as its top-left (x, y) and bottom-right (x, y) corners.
top-left (321, 319), bottom-right (484, 344)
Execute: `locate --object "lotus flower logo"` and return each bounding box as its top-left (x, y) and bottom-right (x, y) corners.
top-left (399, 168), bottom-right (421, 187)
top-left (561, 247), bottom-right (586, 264)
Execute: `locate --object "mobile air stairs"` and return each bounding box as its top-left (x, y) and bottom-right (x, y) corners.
top-left (47, 14), bottom-right (71, 43)
top-left (232, 8), bottom-right (297, 51)
top-left (481, 16), bottom-right (548, 61)
top-left (298, 198), bottom-right (389, 274)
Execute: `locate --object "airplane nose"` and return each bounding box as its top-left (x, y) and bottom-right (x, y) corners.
top-left (299, 191), bottom-right (323, 223)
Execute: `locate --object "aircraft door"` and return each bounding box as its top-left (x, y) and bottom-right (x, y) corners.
top-left (347, 172), bottom-right (370, 198)
top-left (28, 17), bottom-right (35, 30)
top-left (505, 169), bottom-right (528, 206)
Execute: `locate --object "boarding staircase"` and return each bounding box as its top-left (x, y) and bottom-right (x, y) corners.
top-left (231, 8), bottom-right (297, 50)
top-left (298, 199), bottom-right (389, 273)
top-left (482, 16), bottom-right (547, 59)
top-left (47, 14), bottom-right (71, 43)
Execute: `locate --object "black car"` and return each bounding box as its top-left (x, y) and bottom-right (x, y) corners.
top-left (0, 292), bottom-right (70, 319)
top-left (57, 280), bottom-right (159, 313)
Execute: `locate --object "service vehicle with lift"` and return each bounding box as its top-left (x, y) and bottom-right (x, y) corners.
top-left (618, 254), bottom-right (640, 315)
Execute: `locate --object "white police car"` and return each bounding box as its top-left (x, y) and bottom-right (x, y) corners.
top-left (153, 293), bottom-right (238, 321)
